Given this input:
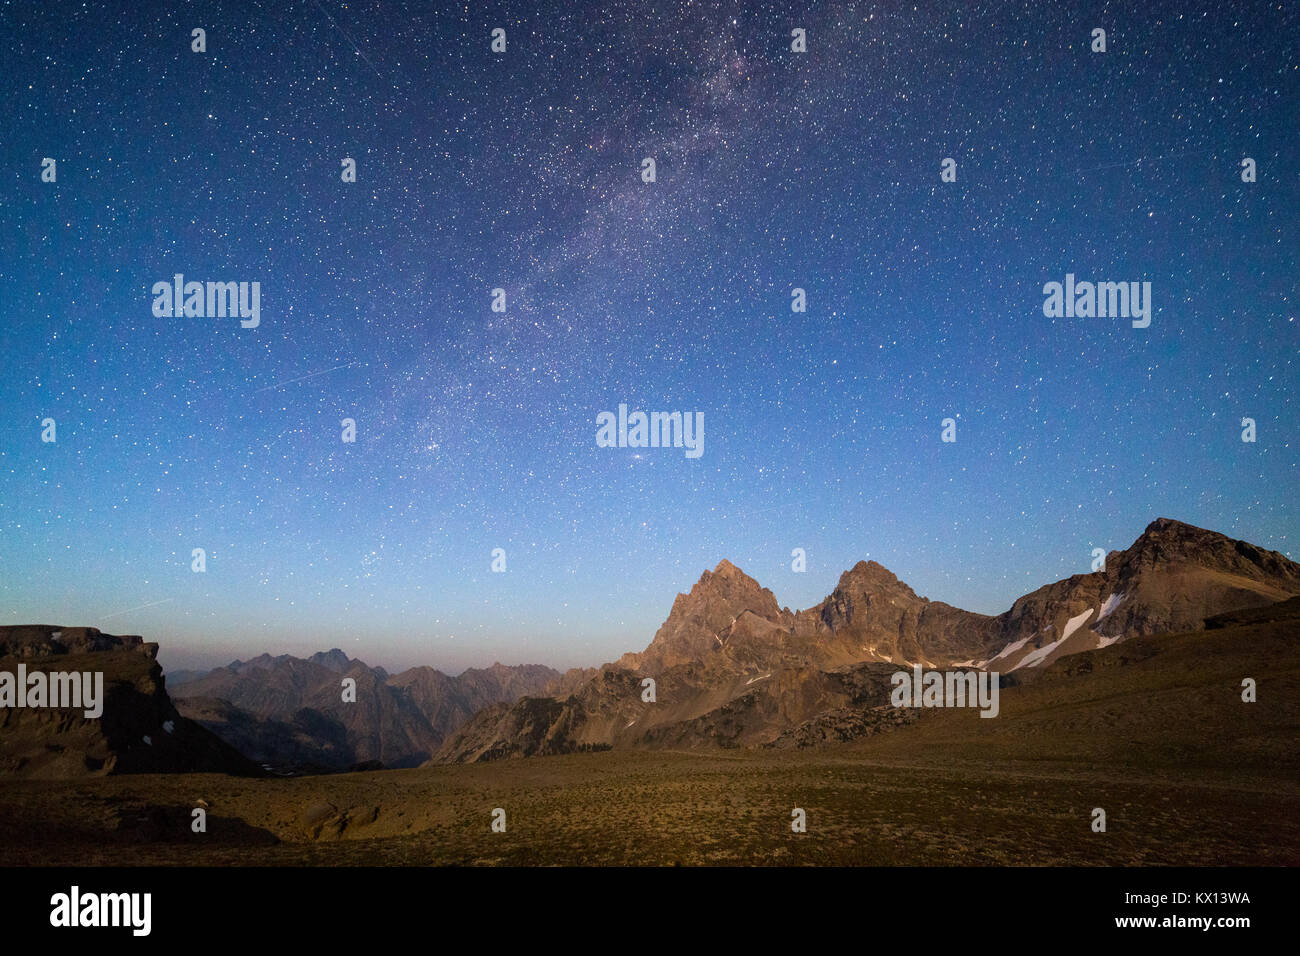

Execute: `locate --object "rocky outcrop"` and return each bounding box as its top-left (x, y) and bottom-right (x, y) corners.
top-left (0, 626), bottom-right (259, 779)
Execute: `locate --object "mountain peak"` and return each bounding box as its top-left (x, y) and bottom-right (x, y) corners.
top-left (309, 648), bottom-right (354, 673)
top-left (632, 559), bottom-right (787, 671)
top-left (1125, 518), bottom-right (1244, 564)
top-left (1142, 517), bottom-right (1211, 537)
top-left (839, 559), bottom-right (907, 591)
top-left (1117, 517), bottom-right (1299, 586)
top-left (687, 560), bottom-right (763, 595)
top-left (712, 558), bottom-right (746, 578)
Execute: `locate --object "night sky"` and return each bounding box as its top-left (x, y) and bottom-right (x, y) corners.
top-left (1, 1), bottom-right (1295, 673)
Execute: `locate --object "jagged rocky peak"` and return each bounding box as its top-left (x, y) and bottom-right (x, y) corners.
top-left (1129, 517), bottom-right (1225, 557)
top-left (697, 558), bottom-right (758, 588)
top-left (632, 559), bottom-right (790, 672)
top-left (674, 559), bottom-right (783, 619)
top-left (817, 561), bottom-right (926, 625)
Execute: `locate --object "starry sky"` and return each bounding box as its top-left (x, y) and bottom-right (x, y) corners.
top-left (1, 1), bottom-right (1296, 674)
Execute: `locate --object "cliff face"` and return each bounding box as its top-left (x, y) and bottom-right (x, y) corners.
top-left (0, 626), bottom-right (259, 779)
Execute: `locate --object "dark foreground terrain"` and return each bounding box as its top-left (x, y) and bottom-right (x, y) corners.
top-left (1, 610), bottom-right (1296, 866)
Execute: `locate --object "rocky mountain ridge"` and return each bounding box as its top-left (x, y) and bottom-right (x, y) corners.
top-left (437, 518), bottom-right (1300, 761)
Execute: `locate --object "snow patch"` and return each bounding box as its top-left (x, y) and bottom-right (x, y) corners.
top-left (1097, 592), bottom-right (1125, 620)
top-left (1013, 609), bottom-right (1096, 671)
top-left (1095, 632), bottom-right (1123, 649)
top-left (989, 636), bottom-right (1031, 663)
top-left (1060, 608), bottom-right (1095, 642)
top-left (1013, 639), bottom-right (1063, 670)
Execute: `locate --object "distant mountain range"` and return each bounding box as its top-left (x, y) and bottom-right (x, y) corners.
top-left (5, 518), bottom-right (1297, 777)
top-left (168, 651), bottom-right (564, 771)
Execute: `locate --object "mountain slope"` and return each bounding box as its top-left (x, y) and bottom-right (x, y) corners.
top-left (986, 518), bottom-right (1300, 671)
